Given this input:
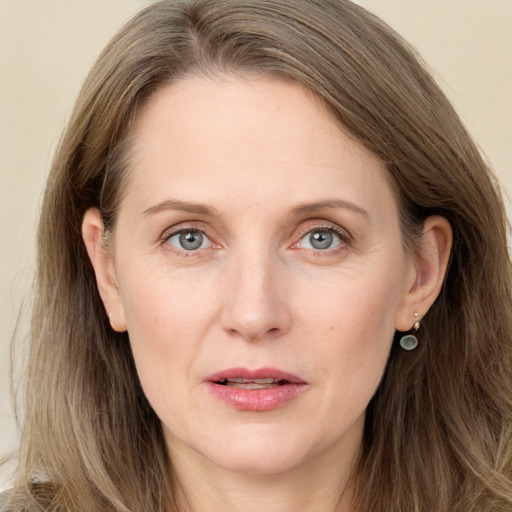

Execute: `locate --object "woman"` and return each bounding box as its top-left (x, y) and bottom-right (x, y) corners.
top-left (2, 0), bottom-right (511, 511)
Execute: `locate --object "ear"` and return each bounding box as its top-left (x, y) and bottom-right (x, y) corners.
top-left (82, 208), bottom-right (127, 332)
top-left (395, 215), bottom-right (452, 331)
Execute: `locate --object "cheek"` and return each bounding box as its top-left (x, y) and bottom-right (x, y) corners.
top-left (300, 260), bottom-right (404, 344)
top-left (117, 278), bottom-right (210, 436)
top-left (120, 263), bottom-right (213, 336)
top-left (116, 269), bottom-right (216, 389)
top-left (299, 259), bottom-right (405, 400)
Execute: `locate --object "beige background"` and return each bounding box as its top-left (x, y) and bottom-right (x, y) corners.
top-left (1, 0), bottom-right (511, 490)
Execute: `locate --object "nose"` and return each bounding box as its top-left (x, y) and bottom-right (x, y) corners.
top-left (220, 250), bottom-right (292, 342)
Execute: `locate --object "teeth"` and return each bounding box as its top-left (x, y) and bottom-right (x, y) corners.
top-left (225, 381), bottom-right (281, 389)
top-left (216, 377), bottom-right (287, 389)
top-left (226, 378), bottom-right (276, 384)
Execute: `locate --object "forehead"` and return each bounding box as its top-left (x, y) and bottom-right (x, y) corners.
top-left (124, 74), bottom-right (396, 221)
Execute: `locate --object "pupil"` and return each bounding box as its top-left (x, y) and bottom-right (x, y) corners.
top-left (179, 231), bottom-right (203, 250)
top-left (310, 230), bottom-right (333, 250)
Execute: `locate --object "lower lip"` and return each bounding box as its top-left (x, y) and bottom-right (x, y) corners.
top-left (206, 382), bottom-right (307, 411)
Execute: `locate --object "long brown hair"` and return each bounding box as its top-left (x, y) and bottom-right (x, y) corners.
top-left (4, 1), bottom-right (512, 511)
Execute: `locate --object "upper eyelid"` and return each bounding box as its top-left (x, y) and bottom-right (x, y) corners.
top-left (294, 221), bottom-right (352, 241)
top-left (160, 226), bottom-right (215, 256)
top-left (157, 220), bottom-right (352, 247)
top-left (160, 221), bottom-right (208, 240)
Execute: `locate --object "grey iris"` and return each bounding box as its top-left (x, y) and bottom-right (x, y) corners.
top-left (310, 230), bottom-right (333, 249)
top-left (179, 230), bottom-right (203, 250)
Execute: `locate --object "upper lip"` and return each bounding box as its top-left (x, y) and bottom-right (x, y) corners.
top-left (204, 367), bottom-right (307, 384)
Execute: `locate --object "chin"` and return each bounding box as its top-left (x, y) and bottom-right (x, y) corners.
top-left (190, 422), bottom-right (330, 476)
top-left (207, 444), bottom-right (309, 476)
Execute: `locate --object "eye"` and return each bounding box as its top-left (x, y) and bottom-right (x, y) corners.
top-left (298, 228), bottom-right (344, 250)
top-left (166, 229), bottom-right (212, 251)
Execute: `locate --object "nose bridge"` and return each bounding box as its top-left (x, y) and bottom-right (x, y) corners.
top-left (220, 243), bottom-right (291, 341)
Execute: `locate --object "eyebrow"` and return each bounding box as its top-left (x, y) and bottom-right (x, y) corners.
top-left (142, 197), bottom-right (368, 219)
top-left (142, 199), bottom-right (219, 217)
top-left (290, 199), bottom-right (369, 219)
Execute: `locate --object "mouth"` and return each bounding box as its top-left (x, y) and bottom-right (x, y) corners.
top-left (204, 367), bottom-right (308, 411)
top-left (215, 377), bottom-right (290, 389)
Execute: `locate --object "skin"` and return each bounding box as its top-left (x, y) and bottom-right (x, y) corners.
top-left (83, 75), bottom-right (452, 512)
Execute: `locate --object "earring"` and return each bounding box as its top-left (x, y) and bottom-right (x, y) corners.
top-left (399, 312), bottom-right (420, 351)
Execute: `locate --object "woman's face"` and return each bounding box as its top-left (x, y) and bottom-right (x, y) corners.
top-left (99, 76), bottom-right (419, 475)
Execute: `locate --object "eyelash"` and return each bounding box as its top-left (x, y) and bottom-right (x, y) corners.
top-left (292, 223), bottom-right (352, 255)
top-left (159, 223), bottom-right (216, 257)
top-left (159, 222), bottom-right (352, 257)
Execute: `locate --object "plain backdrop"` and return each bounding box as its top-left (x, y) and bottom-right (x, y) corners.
top-left (1, 0), bottom-right (511, 491)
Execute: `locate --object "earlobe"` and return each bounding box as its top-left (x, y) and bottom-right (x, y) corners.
top-left (82, 208), bottom-right (127, 332)
top-left (395, 215), bottom-right (452, 331)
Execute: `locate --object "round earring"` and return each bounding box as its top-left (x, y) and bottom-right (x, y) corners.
top-left (399, 312), bottom-right (420, 351)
